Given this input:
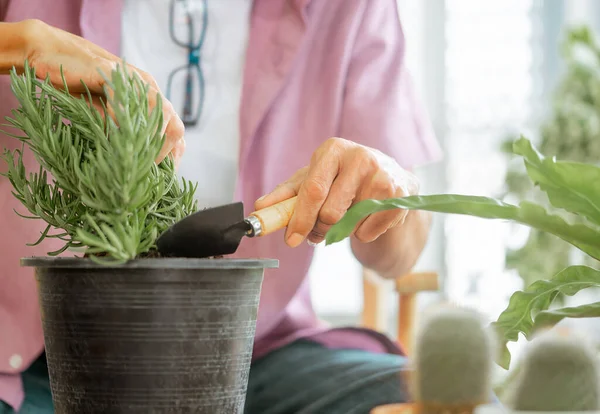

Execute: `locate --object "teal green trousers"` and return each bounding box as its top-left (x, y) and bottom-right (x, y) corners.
top-left (1, 340), bottom-right (410, 414)
top-left (244, 340), bottom-right (409, 414)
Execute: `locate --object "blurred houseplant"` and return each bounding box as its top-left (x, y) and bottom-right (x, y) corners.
top-left (325, 135), bottom-right (600, 370)
top-left (326, 26), bottom-right (600, 371)
top-left (501, 25), bottom-right (600, 291)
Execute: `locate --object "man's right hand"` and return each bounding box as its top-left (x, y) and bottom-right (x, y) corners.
top-left (4, 19), bottom-right (185, 166)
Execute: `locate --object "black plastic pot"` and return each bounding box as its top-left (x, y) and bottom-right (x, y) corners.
top-left (22, 257), bottom-right (278, 414)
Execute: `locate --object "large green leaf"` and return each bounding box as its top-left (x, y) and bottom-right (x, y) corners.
top-left (324, 195), bottom-right (600, 260)
top-left (533, 300), bottom-right (600, 328)
top-left (491, 265), bottom-right (600, 369)
top-left (513, 137), bottom-right (600, 226)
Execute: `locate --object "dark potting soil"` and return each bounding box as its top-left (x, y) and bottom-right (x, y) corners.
top-left (83, 249), bottom-right (225, 260)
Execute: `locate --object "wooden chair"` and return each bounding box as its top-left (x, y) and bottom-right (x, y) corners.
top-left (360, 268), bottom-right (440, 414)
top-left (361, 268), bottom-right (440, 355)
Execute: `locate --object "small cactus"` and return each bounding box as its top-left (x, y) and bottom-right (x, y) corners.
top-left (506, 331), bottom-right (600, 412)
top-left (412, 305), bottom-right (495, 412)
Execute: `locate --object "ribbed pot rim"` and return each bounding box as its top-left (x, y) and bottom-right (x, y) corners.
top-left (21, 256), bottom-right (279, 269)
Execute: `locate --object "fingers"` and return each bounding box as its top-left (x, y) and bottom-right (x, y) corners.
top-left (261, 138), bottom-right (419, 248)
top-left (27, 19), bottom-right (186, 165)
top-left (102, 69), bottom-right (183, 165)
top-left (284, 138), bottom-right (345, 247)
top-left (23, 20), bottom-right (109, 94)
top-left (80, 78), bottom-right (184, 166)
top-left (171, 138), bottom-right (186, 170)
top-left (116, 74), bottom-right (183, 165)
top-left (129, 66), bottom-right (162, 93)
top-left (156, 100), bottom-right (185, 164)
top-left (352, 170), bottom-right (408, 243)
top-left (36, 55), bottom-right (114, 95)
top-left (353, 209), bottom-right (406, 243)
top-left (80, 62), bottom-right (184, 166)
top-left (353, 168), bottom-right (419, 243)
top-left (159, 113), bottom-right (185, 165)
top-left (254, 167), bottom-right (308, 210)
top-left (306, 154), bottom-right (364, 244)
top-left (26, 20), bottom-right (132, 95)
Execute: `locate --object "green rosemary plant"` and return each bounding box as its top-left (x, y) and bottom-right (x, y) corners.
top-left (1, 61), bottom-right (198, 264)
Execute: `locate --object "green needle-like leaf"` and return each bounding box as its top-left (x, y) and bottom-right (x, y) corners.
top-left (1, 61), bottom-right (198, 261)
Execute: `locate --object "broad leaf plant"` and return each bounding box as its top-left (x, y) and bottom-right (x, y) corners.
top-left (1, 62), bottom-right (198, 264)
top-left (325, 137), bottom-right (600, 369)
top-left (501, 25), bottom-right (600, 293)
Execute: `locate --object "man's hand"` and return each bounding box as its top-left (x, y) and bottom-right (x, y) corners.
top-left (255, 137), bottom-right (420, 247)
top-left (6, 19), bottom-right (185, 166)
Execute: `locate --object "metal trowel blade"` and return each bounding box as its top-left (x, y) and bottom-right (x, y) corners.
top-left (156, 201), bottom-right (251, 258)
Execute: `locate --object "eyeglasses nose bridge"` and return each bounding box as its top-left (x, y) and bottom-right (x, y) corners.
top-left (189, 48), bottom-right (200, 66)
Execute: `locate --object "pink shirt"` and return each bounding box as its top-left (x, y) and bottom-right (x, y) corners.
top-left (0, 0), bottom-right (442, 410)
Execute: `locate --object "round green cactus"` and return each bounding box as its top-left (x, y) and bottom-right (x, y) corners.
top-left (506, 332), bottom-right (600, 412)
top-left (412, 305), bottom-right (495, 407)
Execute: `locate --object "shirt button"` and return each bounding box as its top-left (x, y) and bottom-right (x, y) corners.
top-left (9, 354), bottom-right (23, 370)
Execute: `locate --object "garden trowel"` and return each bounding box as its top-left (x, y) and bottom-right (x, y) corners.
top-left (157, 196), bottom-right (298, 258)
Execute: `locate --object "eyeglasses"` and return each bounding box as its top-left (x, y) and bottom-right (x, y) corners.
top-left (166, 0), bottom-right (208, 127)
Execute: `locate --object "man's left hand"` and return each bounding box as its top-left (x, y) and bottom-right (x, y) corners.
top-left (254, 137), bottom-right (419, 247)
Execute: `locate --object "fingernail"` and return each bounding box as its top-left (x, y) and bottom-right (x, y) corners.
top-left (306, 239), bottom-right (319, 247)
top-left (257, 194), bottom-right (268, 202)
top-left (287, 233), bottom-right (304, 248)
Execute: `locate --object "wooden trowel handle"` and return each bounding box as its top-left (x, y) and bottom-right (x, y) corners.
top-left (249, 196), bottom-right (298, 237)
